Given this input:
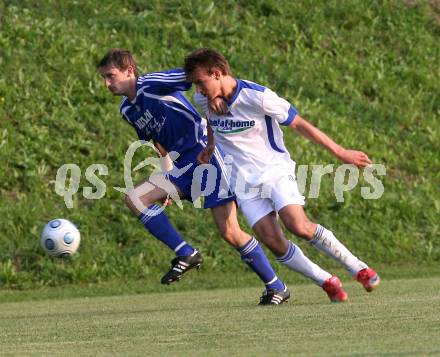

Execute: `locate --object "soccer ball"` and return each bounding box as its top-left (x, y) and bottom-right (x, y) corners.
top-left (41, 219), bottom-right (81, 257)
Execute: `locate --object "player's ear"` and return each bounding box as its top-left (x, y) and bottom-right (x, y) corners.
top-left (127, 65), bottom-right (135, 76)
top-left (212, 68), bottom-right (222, 80)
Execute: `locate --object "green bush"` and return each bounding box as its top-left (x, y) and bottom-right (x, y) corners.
top-left (1, 0), bottom-right (439, 288)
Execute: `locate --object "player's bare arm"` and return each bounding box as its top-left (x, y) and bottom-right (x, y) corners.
top-left (197, 95), bottom-right (226, 164)
top-left (197, 125), bottom-right (215, 164)
top-left (289, 115), bottom-right (372, 168)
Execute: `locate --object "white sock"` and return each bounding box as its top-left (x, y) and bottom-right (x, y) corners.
top-left (310, 225), bottom-right (368, 276)
top-left (277, 241), bottom-right (332, 286)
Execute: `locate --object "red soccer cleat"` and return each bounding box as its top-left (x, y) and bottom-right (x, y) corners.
top-left (356, 267), bottom-right (380, 292)
top-left (322, 276), bottom-right (348, 303)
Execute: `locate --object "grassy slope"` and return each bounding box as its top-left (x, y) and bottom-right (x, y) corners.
top-left (1, 277), bottom-right (439, 356)
top-left (0, 0), bottom-right (439, 288)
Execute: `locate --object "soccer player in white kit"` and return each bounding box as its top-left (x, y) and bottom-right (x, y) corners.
top-left (184, 48), bottom-right (380, 300)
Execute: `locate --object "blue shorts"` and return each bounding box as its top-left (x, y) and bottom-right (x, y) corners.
top-left (167, 142), bottom-right (235, 209)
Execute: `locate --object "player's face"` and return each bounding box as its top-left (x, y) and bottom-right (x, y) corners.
top-left (191, 67), bottom-right (222, 100)
top-left (99, 65), bottom-right (134, 96)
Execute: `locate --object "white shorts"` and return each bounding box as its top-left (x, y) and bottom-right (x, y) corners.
top-left (236, 173), bottom-right (305, 228)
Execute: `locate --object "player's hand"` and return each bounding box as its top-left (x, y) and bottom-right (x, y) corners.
top-left (338, 149), bottom-right (372, 168)
top-left (209, 96), bottom-right (228, 115)
top-left (197, 145), bottom-right (215, 164)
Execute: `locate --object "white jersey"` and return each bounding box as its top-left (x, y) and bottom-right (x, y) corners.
top-left (194, 79), bottom-right (298, 188)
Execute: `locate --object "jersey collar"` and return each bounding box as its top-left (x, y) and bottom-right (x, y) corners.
top-left (226, 78), bottom-right (242, 107)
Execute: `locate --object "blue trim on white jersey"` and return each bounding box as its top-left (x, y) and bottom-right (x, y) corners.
top-left (227, 79), bottom-right (265, 106)
top-left (280, 106), bottom-right (298, 126)
top-left (241, 79), bottom-right (265, 92)
top-left (264, 116), bottom-right (285, 153)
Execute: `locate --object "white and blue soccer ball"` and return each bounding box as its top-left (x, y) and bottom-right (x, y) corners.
top-left (41, 219), bottom-right (81, 257)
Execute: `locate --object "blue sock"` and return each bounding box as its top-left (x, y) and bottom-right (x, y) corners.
top-left (238, 237), bottom-right (285, 291)
top-left (138, 204), bottom-right (195, 257)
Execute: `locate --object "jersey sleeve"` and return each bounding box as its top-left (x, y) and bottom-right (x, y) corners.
top-left (193, 92), bottom-right (210, 118)
top-left (138, 68), bottom-right (192, 94)
top-left (262, 88), bottom-right (298, 126)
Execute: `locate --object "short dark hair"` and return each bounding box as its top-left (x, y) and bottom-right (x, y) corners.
top-left (184, 48), bottom-right (232, 81)
top-left (97, 48), bottom-right (138, 77)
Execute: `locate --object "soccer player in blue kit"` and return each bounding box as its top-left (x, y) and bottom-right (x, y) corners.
top-left (97, 48), bottom-right (290, 305)
top-left (183, 48), bottom-right (380, 300)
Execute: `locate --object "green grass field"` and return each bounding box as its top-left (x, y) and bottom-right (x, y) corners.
top-left (1, 277), bottom-right (439, 356)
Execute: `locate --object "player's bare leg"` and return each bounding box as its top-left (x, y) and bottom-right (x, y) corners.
top-left (210, 201), bottom-right (250, 248)
top-left (125, 178), bottom-right (181, 215)
top-left (211, 201), bottom-right (289, 305)
top-left (279, 204), bottom-right (380, 292)
top-left (252, 212), bottom-right (347, 302)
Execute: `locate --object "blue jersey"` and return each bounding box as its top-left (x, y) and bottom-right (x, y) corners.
top-left (119, 69), bottom-right (204, 156)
